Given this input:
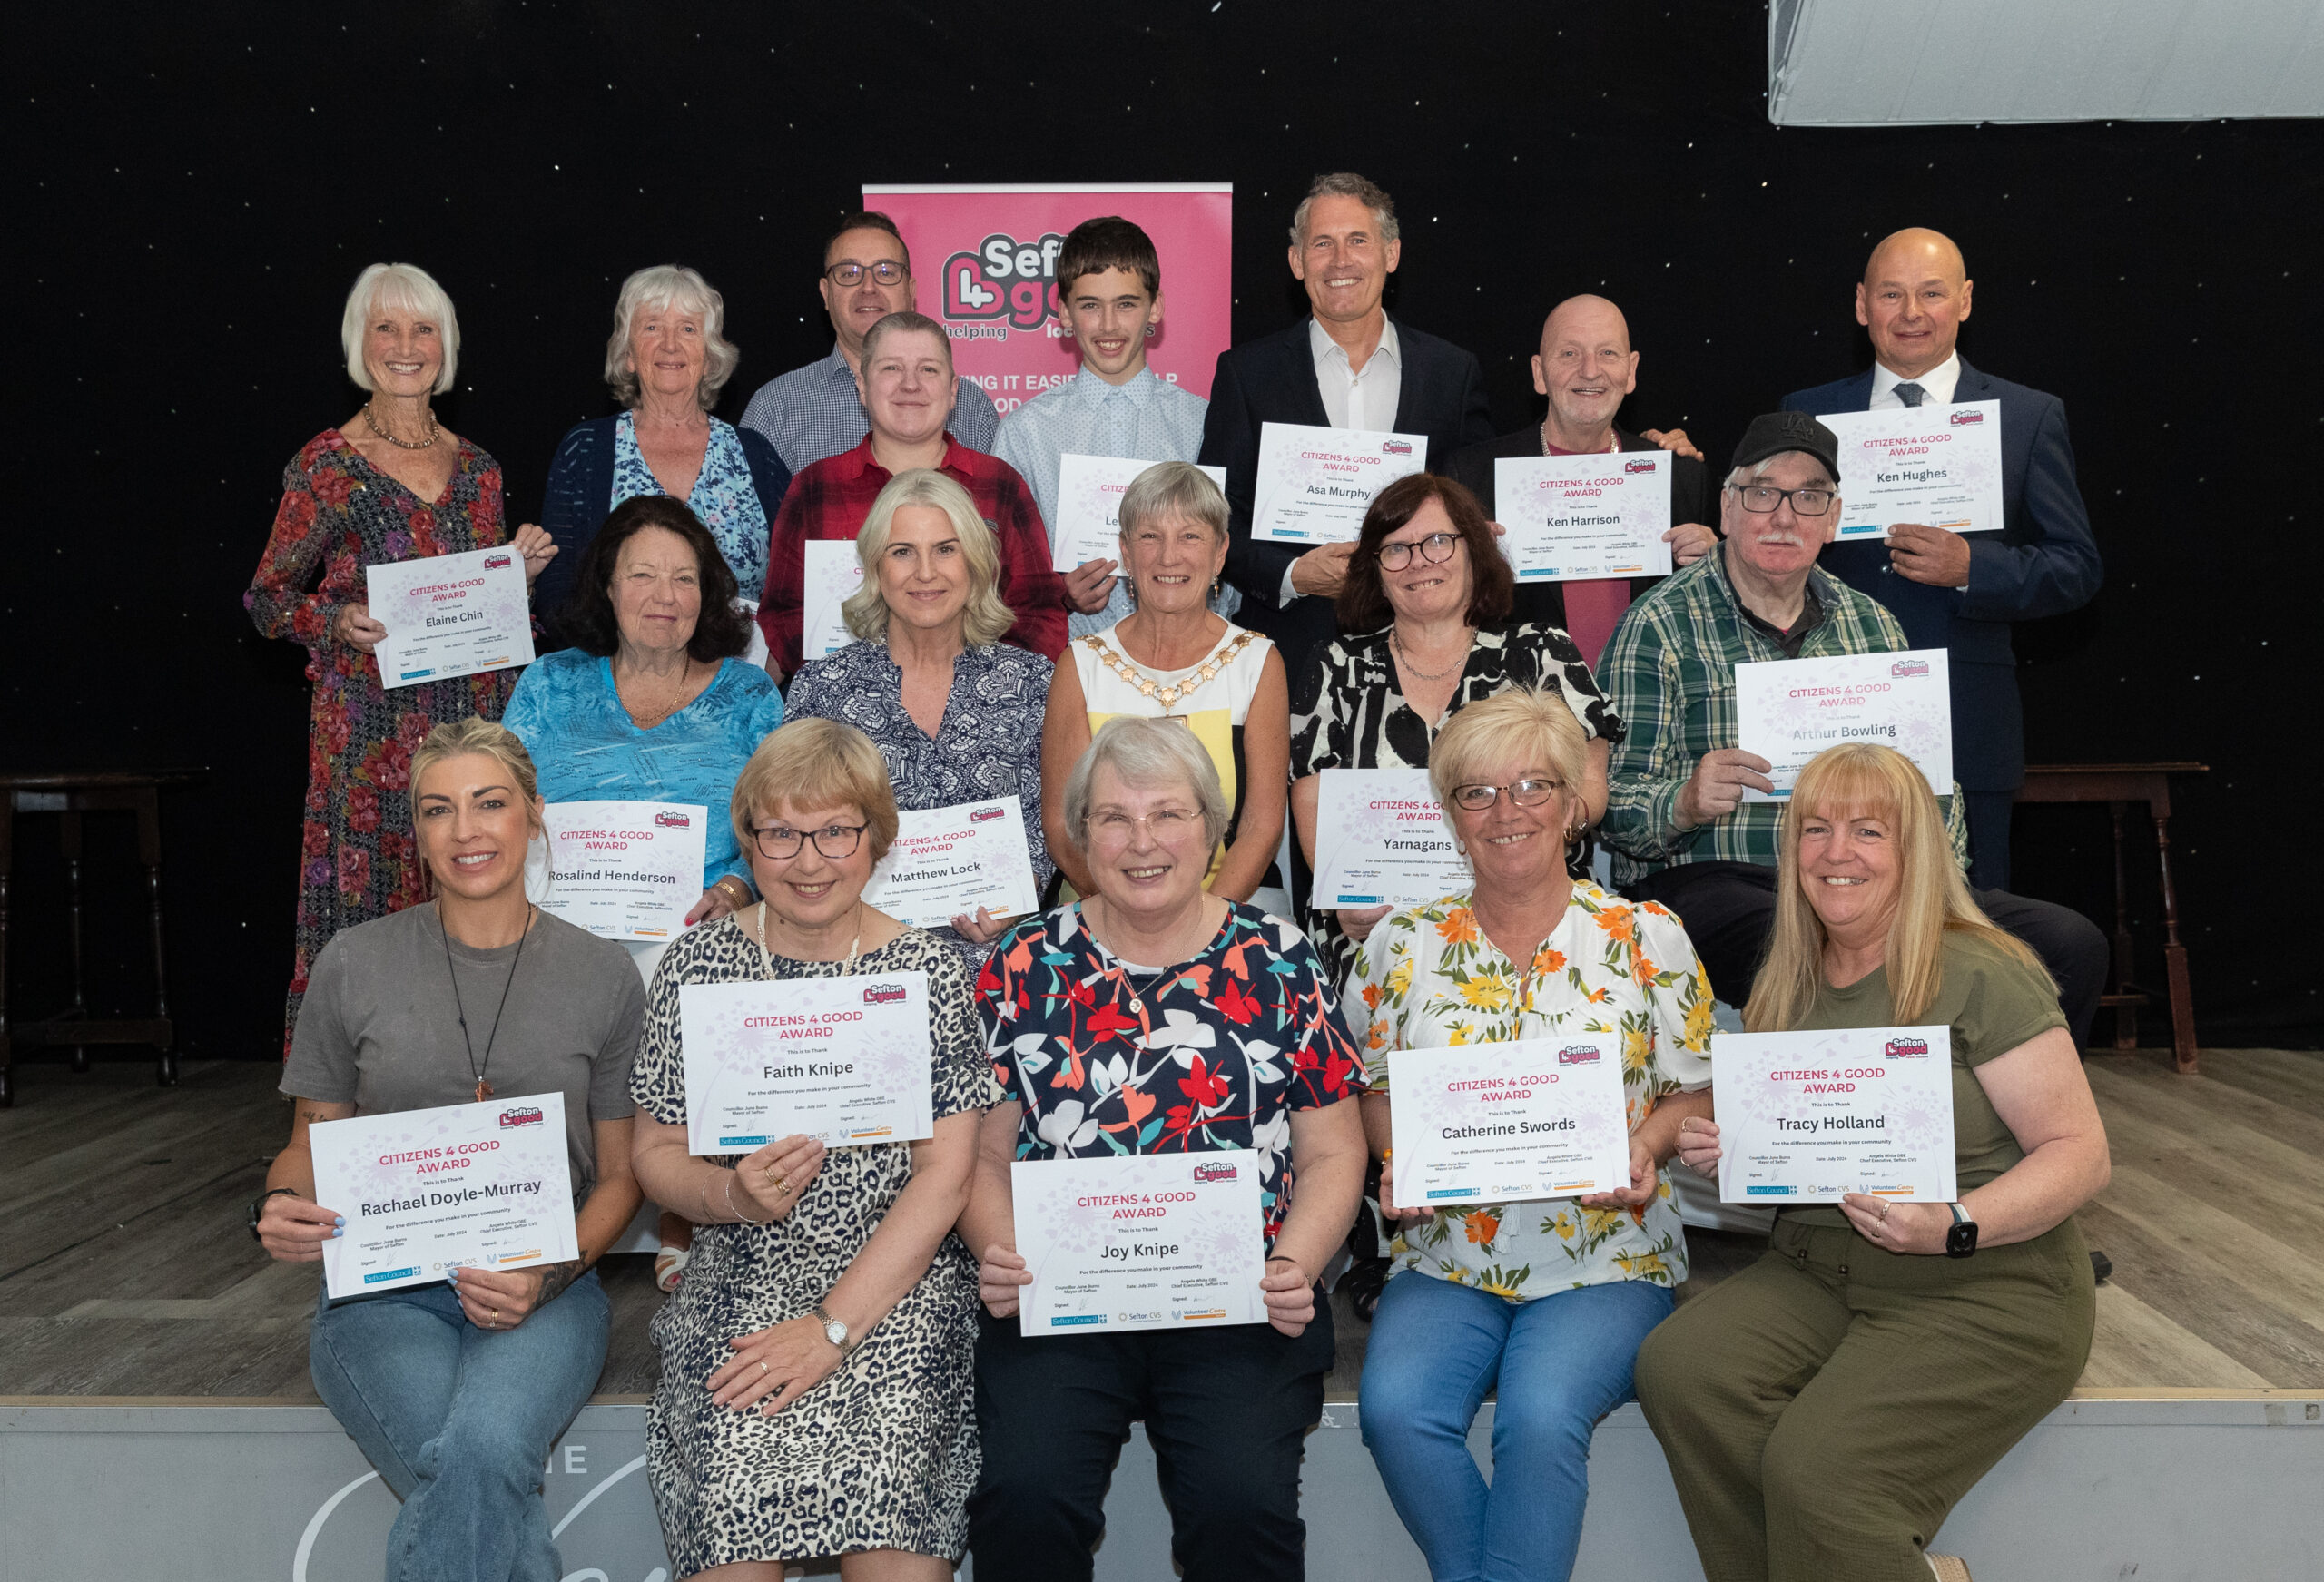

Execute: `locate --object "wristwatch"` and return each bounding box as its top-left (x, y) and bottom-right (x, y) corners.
top-left (1945, 1202), bottom-right (1979, 1259)
top-left (812, 1302), bottom-right (852, 1352)
top-left (247, 1186), bottom-right (300, 1243)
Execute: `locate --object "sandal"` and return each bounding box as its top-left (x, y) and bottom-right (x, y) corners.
top-left (653, 1245), bottom-right (690, 1293)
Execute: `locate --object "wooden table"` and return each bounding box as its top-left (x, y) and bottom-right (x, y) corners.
top-left (2015, 763), bottom-right (2205, 1074)
top-left (0, 770), bottom-right (205, 1105)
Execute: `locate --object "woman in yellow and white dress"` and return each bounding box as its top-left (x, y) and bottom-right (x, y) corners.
top-left (1039, 461), bottom-right (1290, 907)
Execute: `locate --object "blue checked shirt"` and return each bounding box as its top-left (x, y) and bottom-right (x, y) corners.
top-left (991, 366), bottom-right (1221, 639)
top-left (739, 347), bottom-right (1000, 476)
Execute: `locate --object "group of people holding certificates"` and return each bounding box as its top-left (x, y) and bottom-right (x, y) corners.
top-left (246, 170), bottom-right (2112, 1582)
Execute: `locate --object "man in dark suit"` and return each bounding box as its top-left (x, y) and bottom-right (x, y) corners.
top-left (1198, 172), bottom-right (1494, 669)
top-left (1783, 228), bottom-right (2102, 889)
top-left (1445, 293), bottom-right (1719, 665)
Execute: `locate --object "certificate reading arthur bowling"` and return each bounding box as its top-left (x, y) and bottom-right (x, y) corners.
top-left (536, 801), bottom-right (708, 941)
top-left (310, 1093), bottom-right (579, 1299)
top-left (1819, 401), bottom-right (2004, 540)
top-left (1492, 452), bottom-right (1675, 583)
top-left (677, 972), bottom-right (935, 1154)
top-left (1250, 421), bottom-right (1429, 544)
top-left (1734, 648), bottom-right (1953, 801)
top-left (1011, 1149), bottom-right (1267, 1335)
top-left (1311, 769), bottom-right (1472, 909)
top-left (366, 545), bottom-right (537, 690)
top-left (1713, 1026), bottom-right (1958, 1204)
top-left (1387, 1037), bottom-right (1630, 1206)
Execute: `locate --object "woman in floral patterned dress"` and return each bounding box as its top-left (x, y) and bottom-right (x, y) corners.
top-left (1347, 686), bottom-right (1716, 1582)
top-left (246, 262), bottom-right (556, 1051)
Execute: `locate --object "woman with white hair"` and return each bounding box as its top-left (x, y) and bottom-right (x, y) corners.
top-left (247, 261), bottom-right (558, 1054)
top-left (785, 469), bottom-right (1053, 967)
top-left (537, 263), bottom-right (790, 639)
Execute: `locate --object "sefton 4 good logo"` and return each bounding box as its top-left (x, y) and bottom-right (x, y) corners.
top-left (944, 231), bottom-right (1068, 329)
top-left (1556, 1043), bottom-right (1602, 1065)
top-left (1948, 409), bottom-right (1986, 427)
top-left (970, 805), bottom-right (1006, 823)
top-left (481, 552), bottom-right (513, 570)
top-left (1890, 658), bottom-right (1931, 678)
top-left (497, 1105), bottom-right (545, 1128)
top-left (1884, 1037), bottom-right (1931, 1058)
top-left (862, 983), bottom-right (909, 1006)
top-left (1191, 1160), bottom-right (1240, 1184)
top-left (1625, 458), bottom-right (1659, 474)
top-left (653, 810), bottom-right (691, 828)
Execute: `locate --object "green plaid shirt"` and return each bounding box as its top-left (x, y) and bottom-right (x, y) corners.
top-left (1600, 546), bottom-right (1966, 888)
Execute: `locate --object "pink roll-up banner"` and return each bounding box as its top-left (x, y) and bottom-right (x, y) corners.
top-left (862, 182), bottom-right (1234, 411)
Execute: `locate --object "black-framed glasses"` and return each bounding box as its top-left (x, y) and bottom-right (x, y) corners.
top-left (1449, 778), bottom-right (1565, 812)
top-left (1728, 484), bottom-right (1836, 516)
top-left (1378, 532), bottom-right (1462, 569)
top-left (753, 822), bottom-right (868, 860)
top-left (824, 260), bottom-right (907, 289)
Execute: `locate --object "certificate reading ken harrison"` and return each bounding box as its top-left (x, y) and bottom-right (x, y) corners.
top-left (1713, 1026), bottom-right (1958, 1205)
top-left (365, 544), bottom-right (537, 691)
top-left (1012, 1149), bottom-right (1267, 1336)
top-left (1251, 421), bottom-right (1429, 544)
top-left (310, 1093), bottom-right (580, 1299)
top-left (1387, 1037), bottom-right (1631, 1206)
top-left (678, 972), bottom-right (935, 1154)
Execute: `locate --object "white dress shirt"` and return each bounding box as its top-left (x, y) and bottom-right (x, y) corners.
top-left (1869, 350), bottom-right (1961, 410)
top-left (1288, 317), bottom-right (1404, 603)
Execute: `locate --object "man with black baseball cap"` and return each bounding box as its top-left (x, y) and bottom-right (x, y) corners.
top-left (1596, 414), bottom-right (2105, 1046)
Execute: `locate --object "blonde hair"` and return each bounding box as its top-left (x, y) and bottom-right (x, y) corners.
top-left (603, 263), bottom-right (740, 410)
top-left (409, 718), bottom-right (541, 854)
top-left (340, 262), bottom-right (460, 394)
top-left (1746, 743), bottom-right (2050, 1030)
top-left (730, 718), bottom-right (901, 868)
top-left (841, 469), bottom-right (1014, 646)
top-left (1426, 687), bottom-right (1588, 813)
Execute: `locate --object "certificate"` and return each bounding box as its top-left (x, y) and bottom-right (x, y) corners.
top-left (1492, 453), bottom-right (1674, 582)
top-left (1251, 421), bottom-right (1429, 544)
top-left (1049, 455), bottom-right (1229, 572)
top-left (365, 545), bottom-right (536, 691)
top-left (536, 801), bottom-right (707, 941)
top-left (1387, 1037), bottom-right (1631, 1206)
top-left (863, 796), bottom-right (1039, 929)
top-left (1011, 1149), bottom-right (1267, 1335)
top-left (1734, 648), bottom-right (1952, 801)
top-left (801, 540), bottom-right (863, 663)
top-left (1311, 769), bottom-right (1471, 909)
top-left (1820, 401), bottom-right (2004, 540)
top-left (678, 971), bottom-right (933, 1154)
top-left (310, 1093), bottom-right (579, 1299)
top-left (1713, 1026), bottom-right (1957, 1204)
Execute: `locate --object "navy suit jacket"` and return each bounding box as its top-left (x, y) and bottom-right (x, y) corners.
top-left (1781, 357), bottom-right (2101, 791)
top-left (1198, 316), bottom-right (1493, 663)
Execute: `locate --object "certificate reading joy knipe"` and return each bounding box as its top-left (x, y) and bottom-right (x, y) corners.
top-left (1819, 401), bottom-right (2004, 540)
top-left (1734, 648), bottom-right (1953, 801)
top-left (678, 972), bottom-right (934, 1155)
top-left (862, 796), bottom-right (1039, 930)
top-left (310, 1093), bottom-right (579, 1300)
top-left (1050, 455), bottom-right (1229, 573)
top-left (536, 801), bottom-right (708, 941)
top-left (1011, 1149), bottom-right (1267, 1336)
top-left (1250, 421), bottom-right (1430, 544)
top-left (1311, 769), bottom-right (1472, 909)
top-left (1713, 1027), bottom-right (1958, 1204)
top-left (1492, 452), bottom-right (1675, 582)
top-left (1387, 1037), bottom-right (1631, 1207)
top-left (801, 540), bottom-right (864, 663)
top-left (365, 545), bottom-right (537, 691)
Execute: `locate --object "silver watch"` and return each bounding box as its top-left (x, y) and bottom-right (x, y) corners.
top-left (812, 1302), bottom-right (850, 1351)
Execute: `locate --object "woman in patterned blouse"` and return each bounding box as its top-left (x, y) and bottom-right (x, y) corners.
top-left (1348, 687), bottom-right (1715, 1582)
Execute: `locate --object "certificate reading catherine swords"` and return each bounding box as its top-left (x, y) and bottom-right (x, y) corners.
top-left (1713, 1026), bottom-right (1958, 1204)
top-left (1312, 769), bottom-right (1472, 908)
top-left (310, 1093), bottom-right (579, 1299)
top-left (1251, 421), bottom-right (1429, 544)
top-left (678, 972), bottom-right (934, 1154)
top-left (536, 801), bottom-right (708, 941)
top-left (1492, 452), bottom-right (1674, 582)
top-left (365, 545), bottom-right (537, 690)
top-left (862, 796), bottom-right (1039, 929)
top-left (1012, 1150), bottom-right (1267, 1336)
top-left (1734, 648), bottom-right (1953, 801)
top-left (1819, 401), bottom-right (2004, 540)
top-left (1387, 1037), bottom-right (1631, 1206)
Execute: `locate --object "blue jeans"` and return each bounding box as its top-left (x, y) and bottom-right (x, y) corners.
top-left (1359, 1271), bottom-right (1675, 1582)
top-left (310, 1270), bottom-right (609, 1582)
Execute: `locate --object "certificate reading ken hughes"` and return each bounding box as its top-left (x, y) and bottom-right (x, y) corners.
top-left (1012, 1149), bottom-right (1267, 1336)
top-left (365, 545), bottom-right (537, 691)
top-left (310, 1093), bottom-right (580, 1300)
top-left (678, 972), bottom-right (935, 1154)
top-left (1713, 1026), bottom-right (1957, 1205)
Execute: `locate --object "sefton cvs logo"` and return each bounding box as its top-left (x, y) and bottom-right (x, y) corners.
top-left (498, 1105), bottom-right (545, 1128)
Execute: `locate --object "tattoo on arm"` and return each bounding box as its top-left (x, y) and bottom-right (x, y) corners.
top-left (296, 1105), bottom-right (334, 1125)
top-left (535, 1260), bottom-right (581, 1307)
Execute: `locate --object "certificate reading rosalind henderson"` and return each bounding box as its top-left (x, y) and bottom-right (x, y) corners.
top-left (677, 972), bottom-right (935, 1154)
top-left (365, 544), bottom-right (537, 691)
top-left (1387, 1037), bottom-right (1631, 1206)
top-left (1713, 1026), bottom-right (1958, 1205)
top-left (310, 1093), bottom-right (580, 1300)
top-left (1011, 1149), bottom-right (1267, 1336)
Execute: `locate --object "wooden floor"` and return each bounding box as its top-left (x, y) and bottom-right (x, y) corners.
top-left (2, 1047), bottom-right (2319, 1401)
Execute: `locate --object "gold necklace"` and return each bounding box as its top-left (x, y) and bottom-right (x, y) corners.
top-left (1082, 628), bottom-right (1258, 712)
top-left (1392, 624), bottom-right (1472, 682)
top-left (362, 401), bottom-right (440, 451)
top-left (619, 656), bottom-right (693, 728)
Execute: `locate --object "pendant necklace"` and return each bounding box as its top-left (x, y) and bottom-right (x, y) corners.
top-left (752, 900), bottom-right (863, 978)
top-left (442, 899), bottom-right (534, 1101)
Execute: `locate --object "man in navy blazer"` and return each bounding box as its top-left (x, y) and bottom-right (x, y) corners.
top-left (1783, 228), bottom-right (2102, 889)
top-left (1199, 172), bottom-right (1494, 669)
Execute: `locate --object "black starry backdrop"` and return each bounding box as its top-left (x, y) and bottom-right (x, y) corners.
top-left (5, 2), bottom-right (2319, 1060)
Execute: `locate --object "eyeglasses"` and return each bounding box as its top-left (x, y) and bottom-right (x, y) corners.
top-left (752, 822), bottom-right (867, 860)
top-left (1449, 779), bottom-right (1565, 811)
top-left (1085, 807), bottom-right (1203, 844)
top-left (1728, 484), bottom-right (1836, 516)
top-left (825, 260), bottom-right (907, 289)
top-left (1377, 532), bottom-right (1462, 569)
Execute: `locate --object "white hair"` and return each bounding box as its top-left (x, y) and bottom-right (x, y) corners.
top-left (340, 263), bottom-right (459, 394)
top-left (1061, 716), bottom-right (1231, 853)
top-left (604, 264), bottom-right (741, 410)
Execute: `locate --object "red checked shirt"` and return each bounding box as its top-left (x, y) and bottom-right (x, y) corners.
top-left (755, 432), bottom-right (1068, 676)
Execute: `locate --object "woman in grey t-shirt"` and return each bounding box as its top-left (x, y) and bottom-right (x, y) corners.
top-left (253, 718), bottom-right (645, 1582)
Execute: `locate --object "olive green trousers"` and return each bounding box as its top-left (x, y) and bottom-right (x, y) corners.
top-left (1635, 1214), bottom-right (2093, 1582)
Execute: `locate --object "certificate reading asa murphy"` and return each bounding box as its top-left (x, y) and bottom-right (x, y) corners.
top-left (862, 796), bottom-right (1040, 930)
top-left (537, 801), bottom-right (708, 941)
top-left (1311, 768), bottom-right (1472, 909)
top-left (1735, 648), bottom-right (1952, 801)
top-left (365, 544), bottom-right (537, 691)
top-left (310, 1093), bottom-right (579, 1299)
top-left (1713, 1026), bottom-right (1958, 1204)
top-left (678, 972), bottom-right (935, 1154)
top-left (1251, 421), bottom-right (1429, 544)
top-left (1012, 1149), bottom-right (1267, 1336)
top-left (1388, 1037), bottom-right (1631, 1206)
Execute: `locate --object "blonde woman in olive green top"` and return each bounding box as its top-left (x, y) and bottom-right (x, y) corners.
top-left (1635, 742), bottom-right (2110, 1582)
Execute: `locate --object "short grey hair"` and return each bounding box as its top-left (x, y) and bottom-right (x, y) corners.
top-left (1061, 716), bottom-right (1231, 853)
top-left (1288, 172), bottom-right (1401, 248)
top-left (1118, 460), bottom-right (1228, 544)
top-left (861, 310), bottom-right (954, 366)
top-left (340, 262), bottom-right (459, 394)
top-left (604, 264), bottom-right (740, 410)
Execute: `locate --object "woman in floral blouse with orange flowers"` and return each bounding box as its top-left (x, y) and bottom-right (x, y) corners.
top-left (245, 263), bottom-right (556, 1053)
top-left (1348, 686), bottom-right (1715, 1582)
